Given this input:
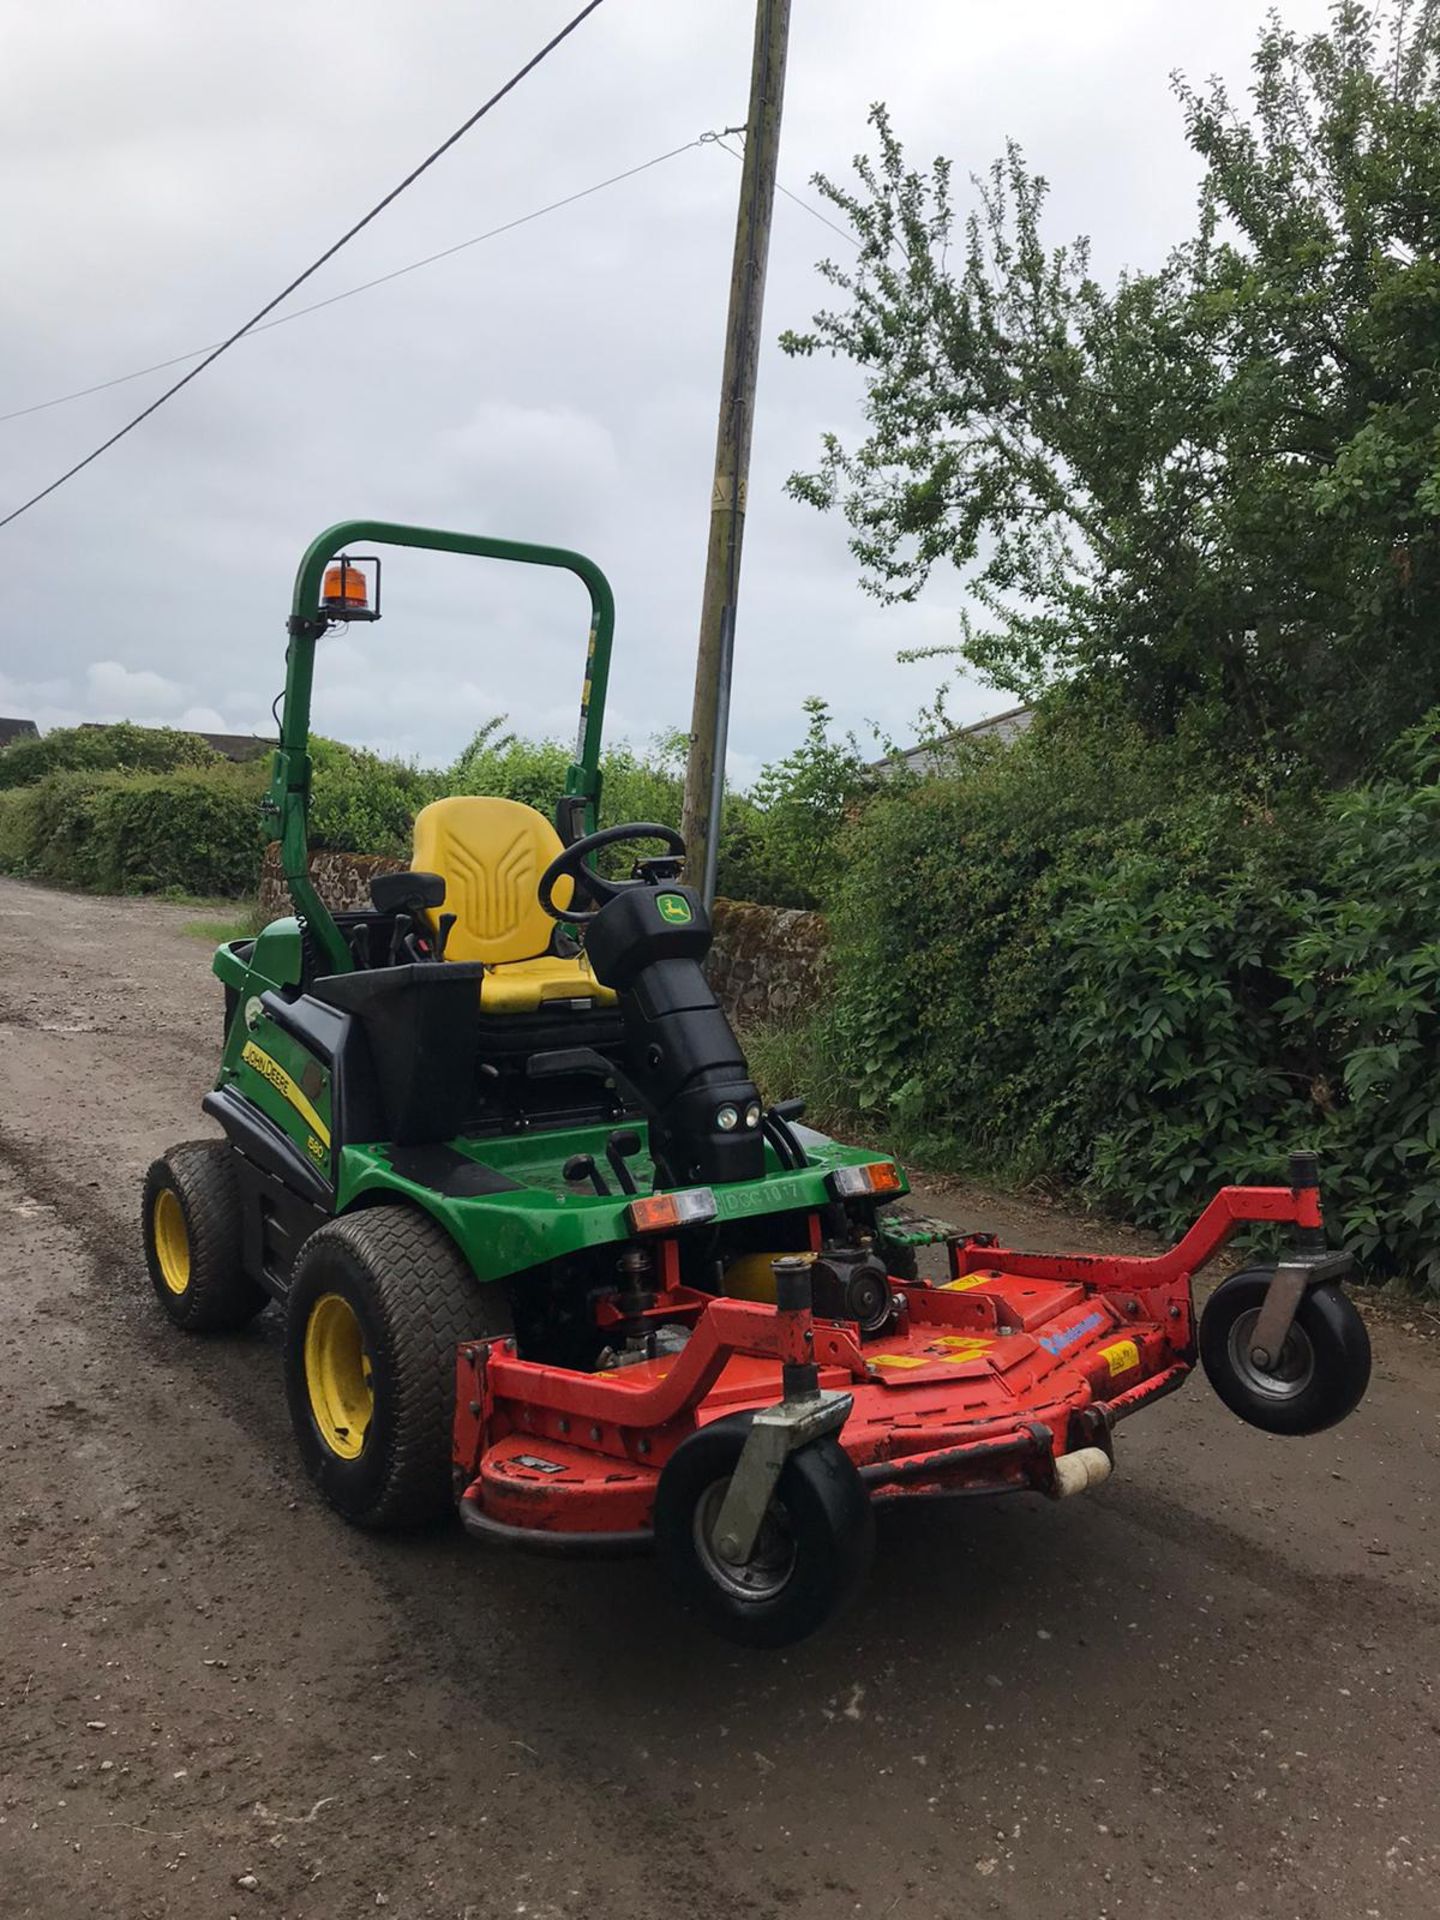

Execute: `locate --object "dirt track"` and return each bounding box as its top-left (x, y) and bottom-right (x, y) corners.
top-left (1, 873), bottom-right (1437, 1919)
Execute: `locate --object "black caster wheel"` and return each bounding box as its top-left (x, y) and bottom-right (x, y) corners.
top-left (1200, 1267), bottom-right (1370, 1436)
top-left (653, 1412), bottom-right (874, 1648)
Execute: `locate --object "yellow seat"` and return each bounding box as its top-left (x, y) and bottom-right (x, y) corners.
top-left (411, 796), bottom-right (615, 1013)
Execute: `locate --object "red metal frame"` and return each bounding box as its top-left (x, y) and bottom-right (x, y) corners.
top-left (944, 1184), bottom-right (1318, 1290)
top-left (453, 1181), bottom-right (1319, 1543)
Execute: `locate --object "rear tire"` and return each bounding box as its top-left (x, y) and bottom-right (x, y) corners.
top-left (142, 1142), bottom-right (266, 1333)
top-left (654, 1413), bottom-right (874, 1648)
top-left (1200, 1268), bottom-right (1370, 1436)
top-left (284, 1206), bottom-right (513, 1529)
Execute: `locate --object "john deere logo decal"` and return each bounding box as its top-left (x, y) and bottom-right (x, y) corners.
top-left (657, 893), bottom-right (693, 925)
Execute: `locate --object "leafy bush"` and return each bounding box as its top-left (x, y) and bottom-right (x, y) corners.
top-left (0, 721), bottom-right (222, 789)
top-left (785, 700), bottom-right (1440, 1292)
top-left (725, 699), bottom-right (872, 909)
top-left (0, 789), bottom-right (33, 871)
top-left (446, 720), bottom-right (694, 851)
top-left (0, 705), bottom-right (854, 910)
top-left (443, 716), bottom-right (815, 904)
top-left (0, 763), bottom-right (266, 896)
top-left (309, 737), bottom-right (436, 857)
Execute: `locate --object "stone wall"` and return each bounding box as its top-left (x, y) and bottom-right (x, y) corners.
top-left (259, 843), bottom-right (404, 918)
top-left (704, 897), bottom-right (829, 1029)
top-left (258, 844), bottom-right (828, 1028)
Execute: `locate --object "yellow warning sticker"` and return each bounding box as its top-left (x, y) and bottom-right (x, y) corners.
top-left (940, 1275), bottom-right (991, 1292)
top-left (931, 1335), bottom-right (993, 1358)
top-left (1099, 1338), bottom-right (1140, 1378)
top-left (870, 1354), bottom-right (931, 1371)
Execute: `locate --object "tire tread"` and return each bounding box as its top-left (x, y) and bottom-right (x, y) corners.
top-left (287, 1206), bottom-right (511, 1528)
top-left (1200, 1267), bottom-right (1370, 1436)
top-left (143, 1140), bottom-right (265, 1333)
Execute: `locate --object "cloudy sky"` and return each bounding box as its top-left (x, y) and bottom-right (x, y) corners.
top-left (0, 0), bottom-right (1330, 784)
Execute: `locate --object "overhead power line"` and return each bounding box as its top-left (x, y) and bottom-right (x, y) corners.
top-left (0, 137), bottom-right (703, 427)
top-left (0, 0), bottom-right (609, 531)
top-left (5, 129), bottom-right (855, 437)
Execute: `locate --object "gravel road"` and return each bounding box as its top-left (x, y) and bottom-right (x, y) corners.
top-left (1, 874), bottom-right (1436, 1919)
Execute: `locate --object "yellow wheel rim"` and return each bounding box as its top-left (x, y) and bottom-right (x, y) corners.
top-left (304, 1293), bottom-right (374, 1460)
top-left (153, 1188), bottom-right (191, 1296)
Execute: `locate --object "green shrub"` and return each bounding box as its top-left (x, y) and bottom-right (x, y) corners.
top-left (0, 789), bottom-right (34, 870)
top-left (0, 764), bottom-right (265, 896)
top-left (807, 699), bottom-right (1440, 1292)
top-left (309, 737), bottom-right (435, 856)
top-left (444, 718), bottom-right (793, 900)
top-left (0, 721), bottom-right (222, 789)
top-left (0, 703), bottom-right (857, 911)
top-left (726, 699), bottom-right (872, 909)
top-left (446, 720), bottom-right (692, 834)
top-left (447, 720), bottom-right (577, 816)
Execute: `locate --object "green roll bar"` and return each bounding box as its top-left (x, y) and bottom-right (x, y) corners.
top-left (267, 519), bottom-right (616, 975)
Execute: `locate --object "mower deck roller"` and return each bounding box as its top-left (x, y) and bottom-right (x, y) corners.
top-left (141, 519), bottom-right (1370, 1648)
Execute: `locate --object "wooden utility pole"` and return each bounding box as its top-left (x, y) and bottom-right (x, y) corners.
top-left (681, 0), bottom-right (791, 905)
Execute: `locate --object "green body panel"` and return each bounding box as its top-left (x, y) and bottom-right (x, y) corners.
top-left (214, 923), bottom-right (302, 1077)
top-left (337, 1128), bottom-right (907, 1287)
top-left (212, 925), bottom-right (334, 1178)
top-left (269, 520), bottom-right (617, 973)
top-left (229, 1015), bottom-right (334, 1178)
top-left (214, 922), bottom-right (301, 996)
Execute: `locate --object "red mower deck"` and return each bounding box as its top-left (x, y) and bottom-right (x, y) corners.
top-left (454, 1178), bottom-right (1325, 1548)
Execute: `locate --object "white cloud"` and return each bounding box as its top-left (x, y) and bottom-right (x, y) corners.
top-left (85, 660), bottom-right (186, 716)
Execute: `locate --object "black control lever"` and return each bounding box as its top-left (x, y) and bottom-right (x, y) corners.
top-left (605, 1128), bottom-right (643, 1196)
top-left (563, 1153), bottom-right (611, 1197)
top-left (764, 1103), bottom-right (809, 1170)
top-left (434, 911), bottom-right (456, 960)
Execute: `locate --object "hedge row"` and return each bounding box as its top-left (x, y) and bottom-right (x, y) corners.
top-left (0, 721), bottom-right (224, 790)
top-left (0, 713), bottom-right (870, 909)
top-left (0, 764), bottom-right (266, 897)
top-left (777, 705), bottom-right (1440, 1293)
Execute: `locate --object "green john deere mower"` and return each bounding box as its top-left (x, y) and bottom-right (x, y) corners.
top-left (142, 520), bottom-right (1369, 1647)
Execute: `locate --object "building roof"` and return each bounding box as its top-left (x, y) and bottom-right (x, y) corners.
top-left (0, 716), bottom-right (39, 750)
top-left (870, 703), bottom-right (1035, 777)
top-left (190, 732), bottom-right (272, 763)
top-left (78, 722), bottom-right (271, 762)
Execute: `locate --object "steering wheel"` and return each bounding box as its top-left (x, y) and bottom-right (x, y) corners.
top-left (538, 822), bottom-right (687, 925)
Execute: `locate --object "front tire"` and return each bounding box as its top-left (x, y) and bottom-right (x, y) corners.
top-left (142, 1142), bottom-right (266, 1333)
top-left (654, 1413), bottom-right (874, 1648)
top-left (1200, 1268), bottom-right (1370, 1436)
top-left (284, 1206), bottom-right (512, 1529)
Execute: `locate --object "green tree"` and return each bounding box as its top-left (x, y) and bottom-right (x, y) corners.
top-left (783, 1), bottom-right (1440, 779)
top-left (740, 698), bottom-right (872, 908)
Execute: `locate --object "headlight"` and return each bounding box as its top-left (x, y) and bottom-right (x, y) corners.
top-left (744, 1101), bottom-right (762, 1129)
top-left (716, 1104), bottom-right (739, 1131)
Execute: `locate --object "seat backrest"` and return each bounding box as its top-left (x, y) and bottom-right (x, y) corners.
top-left (411, 796), bottom-right (573, 966)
